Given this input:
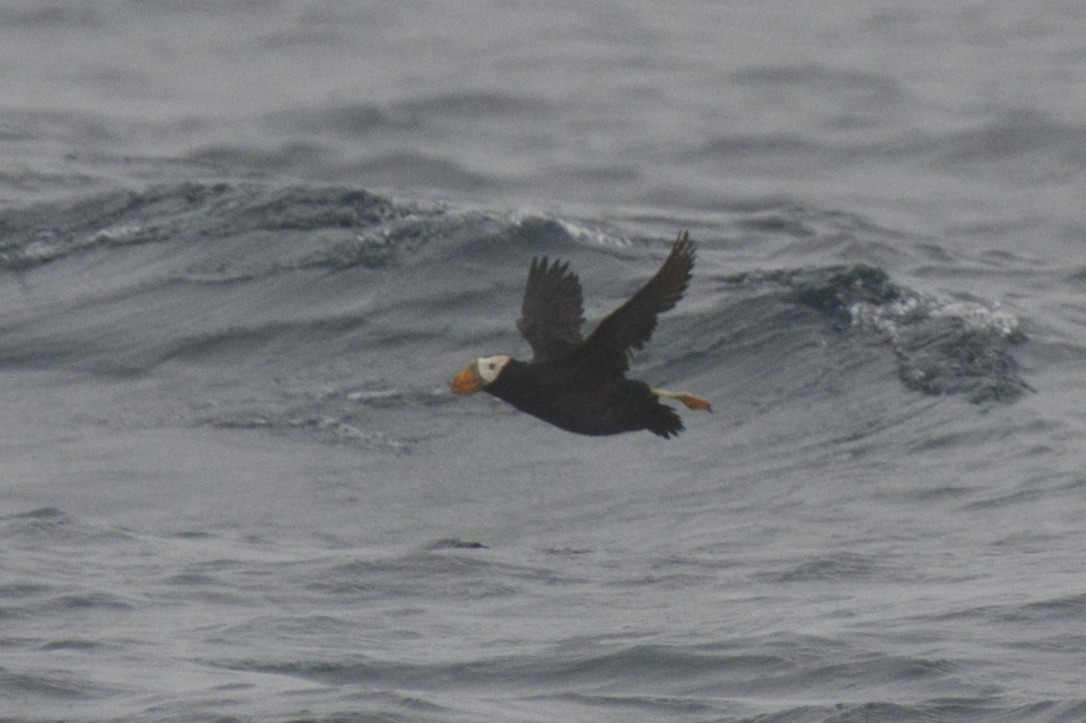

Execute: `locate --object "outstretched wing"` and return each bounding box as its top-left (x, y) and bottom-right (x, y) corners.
top-left (575, 231), bottom-right (695, 375)
top-left (516, 256), bottom-right (586, 362)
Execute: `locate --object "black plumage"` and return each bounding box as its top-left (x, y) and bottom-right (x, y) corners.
top-left (452, 231), bottom-right (710, 438)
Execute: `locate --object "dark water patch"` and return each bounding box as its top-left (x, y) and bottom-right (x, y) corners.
top-left (817, 701), bottom-right (925, 722)
top-left (393, 91), bottom-right (555, 121)
top-left (171, 529), bottom-right (213, 539)
top-left (1063, 264), bottom-right (1086, 286)
top-left (528, 690), bottom-right (718, 718)
top-left (737, 213), bottom-right (818, 238)
top-left (729, 653), bottom-right (970, 701)
top-left (0, 665), bottom-right (110, 701)
top-left (201, 640), bottom-right (999, 720)
top-left (788, 264), bottom-right (899, 328)
top-left (0, 581), bottom-right (55, 599)
top-left (423, 538), bottom-right (488, 551)
top-left (0, 507), bottom-right (138, 548)
top-left (44, 592), bottom-right (134, 613)
top-left (990, 528), bottom-right (1068, 553)
top-left (307, 102), bottom-right (398, 135)
top-left (209, 614), bottom-right (363, 648)
top-left (1038, 700), bottom-right (1086, 723)
top-left (961, 472), bottom-right (1078, 512)
top-left (904, 424), bottom-right (1004, 454)
top-left (530, 644), bottom-right (787, 687)
top-left (883, 484), bottom-right (977, 504)
top-left (726, 263), bottom-right (1031, 404)
top-left (932, 110), bottom-right (1086, 169)
top-left (543, 547), bottom-right (594, 556)
top-left (813, 698), bottom-right (1022, 723)
top-left (302, 553), bottom-right (552, 601)
top-left (999, 592), bottom-right (1086, 624)
top-left (161, 571), bottom-right (226, 587)
top-left (206, 643), bottom-right (786, 692)
top-left (732, 64), bottom-right (906, 103)
top-left (199, 656), bottom-right (381, 686)
top-left (38, 638), bottom-right (107, 652)
top-left (267, 102), bottom-right (404, 137)
top-left (0, 188), bottom-right (149, 269)
top-left (0, 4), bottom-right (103, 27)
top-left (325, 690), bottom-right (457, 720)
top-left (0, 119), bottom-right (35, 142)
top-left (760, 552), bottom-right (880, 583)
top-left (153, 557), bottom-right (273, 597)
top-left (894, 316), bottom-right (1030, 403)
top-left (0, 181), bottom-right (408, 272)
top-left (543, 162), bottom-right (642, 186)
top-left (209, 184), bottom-right (399, 234)
top-left (609, 571), bottom-right (713, 588)
top-left (0, 506), bottom-right (67, 522)
top-left (186, 141), bottom-right (330, 179)
top-left (701, 132), bottom-right (827, 160)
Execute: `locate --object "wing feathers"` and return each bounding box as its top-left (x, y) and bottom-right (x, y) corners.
top-left (576, 231), bottom-right (695, 374)
top-left (516, 256), bottom-right (585, 361)
top-left (515, 231), bottom-right (695, 371)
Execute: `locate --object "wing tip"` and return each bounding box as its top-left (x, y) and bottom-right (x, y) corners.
top-left (529, 256), bottom-right (575, 277)
top-left (672, 229), bottom-right (695, 259)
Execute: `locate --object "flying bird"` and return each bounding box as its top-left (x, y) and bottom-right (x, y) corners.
top-left (451, 231), bottom-right (711, 438)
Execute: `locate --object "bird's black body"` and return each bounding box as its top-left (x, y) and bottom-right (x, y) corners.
top-left (485, 358), bottom-right (684, 438)
top-left (452, 231), bottom-right (708, 438)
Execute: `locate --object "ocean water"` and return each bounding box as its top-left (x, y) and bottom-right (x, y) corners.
top-left (2, 2), bottom-right (1086, 721)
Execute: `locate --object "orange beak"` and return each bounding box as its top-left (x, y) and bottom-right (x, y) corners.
top-left (451, 362), bottom-right (484, 395)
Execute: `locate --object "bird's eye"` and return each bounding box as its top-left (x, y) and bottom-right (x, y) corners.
top-left (488, 363), bottom-right (497, 370)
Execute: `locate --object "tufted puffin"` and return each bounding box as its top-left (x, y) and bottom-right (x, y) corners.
top-left (451, 231), bottom-right (711, 438)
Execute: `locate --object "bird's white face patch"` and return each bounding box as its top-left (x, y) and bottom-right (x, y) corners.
top-left (476, 355), bottom-right (511, 384)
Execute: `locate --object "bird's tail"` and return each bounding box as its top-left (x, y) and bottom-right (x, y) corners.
top-left (646, 403), bottom-right (685, 439)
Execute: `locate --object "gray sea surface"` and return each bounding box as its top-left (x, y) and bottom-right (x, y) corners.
top-left (2, 2), bottom-right (1086, 721)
